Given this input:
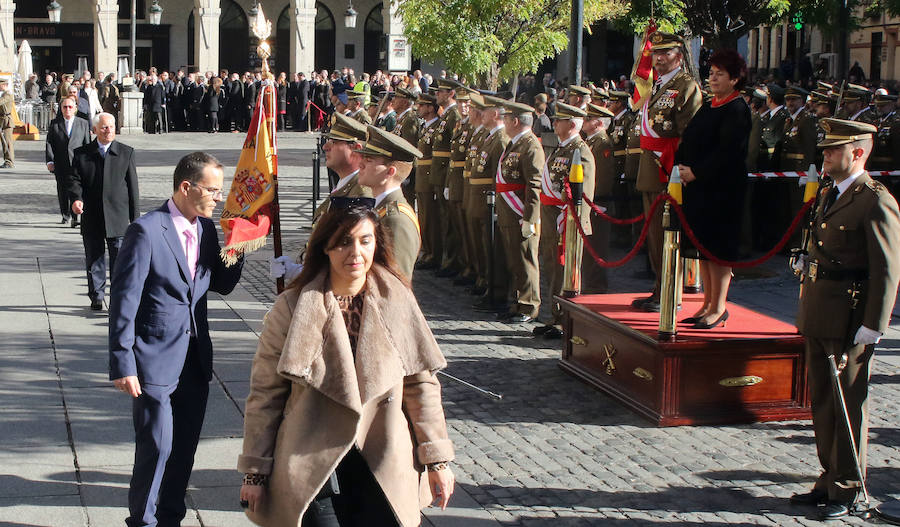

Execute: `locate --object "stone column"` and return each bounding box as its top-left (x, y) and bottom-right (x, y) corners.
top-left (193, 0), bottom-right (221, 73)
top-left (747, 28), bottom-right (758, 71)
top-left (290, 0), bottom-right (316, 75)
top-left (382, 1), bottom-right (410, 73)
top-left (0, 0), bottom-right (14, 73)
top-left (94, 0), bottom-right (119, 75)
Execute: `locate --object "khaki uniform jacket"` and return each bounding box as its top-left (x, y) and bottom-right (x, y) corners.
top-left (463, 126), bottom-right (488, 210)
top-left (609, 109), bottom-right (633, 178)
top-left (448, 119), bottom-right (472, 201)
top-left (415, 118), bottom-right (440, 193)
top-left (393, 108), bottom-right (421, 147)
top-left (429, 105), bottom-right (461, 186)
top-left (497, 131), bottom-right (544, 227)
top-left (239, 267), bottom-right (453, 527)
top-left (636, 70), bottom-right (703, 193)
top-left (624, 110), bottom-right (642, 180)
top-left (797, 173), bottom-right (900, 339)
top-left (839, 107), bottom-right (878, 125)
top-left (870, 111), bottom-right (899, 171)
top-left (312, 173), bottom-right (372, 226)
top-left (757, 106), bottom-right (790, 171)
top-left (0, 93), bottom-right (14, 130)
top-left (350, 108), bottom-right (373, 125)
top-left (780, 108), bottom-right (818, 171)
top-left (467, 126), bottom-right (509, 213)
top-left (586, 130), bottom-right (615, 199)
top-left (544, 137), bottom-right (595, 234)
top-left (376, 188), bottom-right (420, 279)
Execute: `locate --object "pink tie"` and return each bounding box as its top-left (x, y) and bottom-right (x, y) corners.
top-left (184, 230), bottom-right (197, 280)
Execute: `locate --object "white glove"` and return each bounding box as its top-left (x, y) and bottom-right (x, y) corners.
top-left (853, 326), bottom-right (882, 346)
top-left (443, 187), bottom-right (450, 200)
top-left (270, 255), bottom-right (303, 282)
top-left (791, 253), bottom-right (807, 274)
top-left (521, 222), bottom-right (536, 239)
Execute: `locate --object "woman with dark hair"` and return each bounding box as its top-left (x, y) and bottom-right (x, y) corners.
top-left (238, 205), bottom-right (456, 526)
top-left (206, 77), bottom-right (224, 133)
top-left (676, 48), bottom-right (752, 329)
top-left (276, 72), bottom-right (288, 131)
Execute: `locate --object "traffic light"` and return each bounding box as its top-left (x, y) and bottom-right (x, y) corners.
top-left (791, 12), bottom-right (804, 30)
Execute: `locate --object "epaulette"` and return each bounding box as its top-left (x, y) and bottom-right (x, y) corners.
top-left (865, 179), bottom-right (886, 193)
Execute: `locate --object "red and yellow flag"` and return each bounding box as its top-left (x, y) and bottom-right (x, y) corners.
top-left (630, 20), bottom-right (657, 109)
top-left (220, 82), bottom-right (279, 266)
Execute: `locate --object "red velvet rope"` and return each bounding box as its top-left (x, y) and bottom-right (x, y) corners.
top-left (305, 100), bottom-right (328, 114)
top-left (583, 196), bottom-right (645, 225)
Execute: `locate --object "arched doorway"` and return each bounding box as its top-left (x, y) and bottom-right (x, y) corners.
top-left (276, 7), bottom-right (291, 75)
top-left (315, 2), bottom-right (336, 73)
top-left (364, 4), bottom-right (384, 75)
top-left (187, 0), bottom-right (249, 73)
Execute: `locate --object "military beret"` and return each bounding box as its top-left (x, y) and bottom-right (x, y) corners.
top-left (842, 84), bottom-right (871, 102)
top-left (482, 95), bottom-right (509, 113)
top-left (817, 118), bottom-right (877, 148)
top-left (585, 103), bottom-right (614, 119)
top-left (649, 31), bottom-right (685, 50)
top-left (499, 100), bottom-right (535, 116)
top-left (784, 86), bottom-right (810, 99)
top-left (326, 112), bottom-right (368, 142)
top-left (552, 102), bottom-right (587, 120)
top-left (361, 125), bottom-right (423, 162)
top-left (416, 92), bottom-right (438, 105)
top-left (437, 77), bottom-right (464, 91)
top-left (395, 87), bottom-right (416, 99)
top-left (607, 90), bottom-right (630, 101)
top-left (568, 85), bottom-right (592, 96)
top-left (874, 92), bottom-right (898, 104)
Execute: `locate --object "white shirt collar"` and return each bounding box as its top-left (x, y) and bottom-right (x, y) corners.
top-left (333, 169), bottom-right (359, 194)
top-left (488, 123), bottom-right (505, 137)
top-left (473, 124), bottom-right (484, 133)
top-left (559, 134), bottom-right (578, 147)
top-left (615, 108), bottom-right (628, 120)
top-left (374, 186), bottom-right (401, 207)
top-left (98, 140), bottom-right (112, 154)
top-left (790, 106), bottom-right (804, 120)
top-left (397, 107), bottom-right (411, 119)
top-left (444, 102), bottom-right (457, 112)
top-left (836, 170), bottom-right (865, 198)
top-left (655, 67), bottom-right (681, 88)
top-left (510, 129), bottom-right (530, 145)
top-left (425, 116), bottom-right (439, 127)
top-left (766, 105), bottom-right (784, 118)
top-left (850, 108), bottom-right (867, 121)
top-left (586, 129), bottom-right (604, 141)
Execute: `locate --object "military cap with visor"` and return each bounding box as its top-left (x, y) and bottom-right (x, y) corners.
top-left (481, 95), bottom-right (509, 112)
top-left (842, 84), bottom-right (871, 102)
top-left (607, 90), bottom-right (630, 101)
top-left (499, 100), bottom-right (535, 116)
top-left (437, 78), bottom-right (464, 91)
top-left (361, 125), bottom-right (423, 162)
top-left (649, 31), bottom-right (685, 50)
top-left (326, 112), bottom-right (368, 142)
top-left (585, 103), bottom-right (614, 119)
top-left (874, 93), bottom-right (898, 104)
top-left (416, 92), bottom-right (438, 106)
top-left (552, 102), bottom-right (587, 120)
top-left (568, 85), bottom-right (592, 96)
top-left (784, 86), bottom-right (810, 99)
top-left (816, 118), bottom-right (877, 148)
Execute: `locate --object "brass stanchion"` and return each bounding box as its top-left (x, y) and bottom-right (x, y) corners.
top-left (658, 167), bottom-right (684, 341)
top-left (563, 150), bottom-right (585, 297)
top-left (683, 256), bottom-right (701, 293)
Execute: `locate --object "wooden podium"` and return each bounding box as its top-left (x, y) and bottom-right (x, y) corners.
top-left (558, 293), bottom-right (811, 426)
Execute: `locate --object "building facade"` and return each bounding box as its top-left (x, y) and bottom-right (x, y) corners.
top-left (2, 0), bottom-right (409, 77)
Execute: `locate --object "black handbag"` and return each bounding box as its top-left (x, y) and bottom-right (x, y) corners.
top-left (314, 471), bottom-right (341, 500)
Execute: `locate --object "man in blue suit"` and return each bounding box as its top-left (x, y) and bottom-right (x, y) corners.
top-left (108, 151), bottom-right (244, 527)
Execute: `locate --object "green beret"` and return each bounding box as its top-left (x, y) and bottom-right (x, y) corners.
top-left (817, 118), bottom-right (877, 148)
top-left (361, 125), bottom-right (423, 162)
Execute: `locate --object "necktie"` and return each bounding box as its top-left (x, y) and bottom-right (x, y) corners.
top-left (823, 186), bottom-right (839, 213)
top-left (184, 229), bottom-right (197, 280)
top-left (652, 80), bottom-right (662, 96)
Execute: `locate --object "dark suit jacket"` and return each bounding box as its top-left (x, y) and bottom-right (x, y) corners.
top-left (69, 140), bottom-right (140, 239)
top-left (108, 202), bottom-right (244, 385)
top-left (296, 79), bottom-right (310, 113)
top-left (148, 83), bottom-right (165, 112)
top-left (45, 116), bottom-right (91, 178)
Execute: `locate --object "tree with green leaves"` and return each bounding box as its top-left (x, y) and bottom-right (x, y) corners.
top-left (397, 0), bottom-right (629, 90)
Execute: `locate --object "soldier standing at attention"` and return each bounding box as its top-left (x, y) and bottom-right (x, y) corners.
top-left (838, 85), bottom-right (878, 125)
top-left (358, 125), bottom-right (423, 279)
top-left (781, 87), bottom-right (817, 171)
top-left (347, 92), bottom-right (373, 125)
top-left (757, 84), bottom-right (790, 171)
top-left (532, 103), bottom-right (595, 339)
top-left (495, 100), bottom-right (545, 323)
top-left (415, 93), bottom-right (441, 269)
top-left (567, 85), bottom-right (592, 109)
top-left (462, 93), bottom-right (489, 295)
top-left (607, 90), bottom-right (638, 248)
top-left (582, 103), bottom-right (616, 294)
top-left (392, 88), bottom-right (421, 206)
top-left (432, 79), bottom-right (463, 276)
top-left (446, 89), bottom-right (474, 282)
top-left (312, 114), bottom-right (373, 226)
top-left (631, 32), bottom-right (702, 313)
top-left (791, 119), bottom-right (900, 521)
top-left (869, 92), bottom-right (898, 172)
top-left (751, 84), bottom-right (790, 251)
top-left (0, 79), bottom-right (14, 168)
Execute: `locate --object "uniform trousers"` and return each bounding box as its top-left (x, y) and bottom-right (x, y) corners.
top-left (805, 337), bottom-right (872, 503)
top-left (434, 186), bottom-right (455, 270)
top-left (415, 167), bottom-right (434, 262)
top-left (127, 341), bottom-right (209, 527)
top-left (539, 206), bottom-right (565, 325)
top-left (448, 198), bottom-right (471, 275)
top-left (582, 197), bottom-right (611, 294)
top-left (498, 218), bottom-right (540, 318)
top-left (83, 234), bottom-right (123, 302)
top-left (1, 126), bottom-right (13, 165)
top-left (641, 190), bottom-right (665, 297)
top-left (468, 191), bottom-right (507, 300)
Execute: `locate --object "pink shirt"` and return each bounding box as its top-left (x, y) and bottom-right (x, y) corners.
top-left (167, 199), bottom-right (199, 280)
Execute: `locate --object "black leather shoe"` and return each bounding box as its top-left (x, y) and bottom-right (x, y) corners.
top-left (789, 489), bottom-right (828, 506)
top-left (544, 327), bottom-right (564, 339)
top-left (640, 300), bottom-right (661, 313)
top-left (453, 276), bottom-right (475, 286)
top-left (631, 295), bottom-right (657, 309)
top-left (71, 217), bottom-right (80, 228)
top-left (60, 217), bottom-right (69, 224)
top-left (505, 314), bottom-right (534, 324)
top-left (90, 299), bottom-right (103, 311)
top-left (532, 325), bottom-right (553, 336)
top-left (819, 501), bottom-right (851, 520)
top-left (435, 267), bottom-right (459, 278)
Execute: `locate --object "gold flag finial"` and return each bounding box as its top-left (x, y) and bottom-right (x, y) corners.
top-left (250, 4), bottom-right (273, 76)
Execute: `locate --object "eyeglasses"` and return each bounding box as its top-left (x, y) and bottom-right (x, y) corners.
top-left (190, 182), bottom-right (224, 199)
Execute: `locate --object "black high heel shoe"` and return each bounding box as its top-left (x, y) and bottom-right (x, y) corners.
top-left (681, 314), bottom-right (704, 324)
top-left (692, 310), bottom-right (729, 329)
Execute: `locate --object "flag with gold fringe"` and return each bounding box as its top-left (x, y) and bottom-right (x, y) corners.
top-left (219, 82), bottom-right (278, 266)
top-left (630, 20), bottom-right (657, 109)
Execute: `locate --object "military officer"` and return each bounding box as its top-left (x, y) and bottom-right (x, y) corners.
top-left (567, 85), bottom-right (592, 109)
top-left (446, 89), bottom-right (474, 282)
top-left (462, 93), bottom-right (490, 294)
top-left (392, 88), bottom-right (421, 206)
top-left (838, 84), bottom-right (878, 125)
top-left (0, 79), bottom-right (14, 168)
top-left (358, 125), bottom-right (423, 279)
top-left (757, 84), bottom-right (790, 171)
top-left (374, 93), bottom-right (397, 131)
top-left (869, 92), bottom-right (898, 171)
top-left (792, 119), bottom-right (900, 520)
top-left (781, 87), bottom-right (817, 171)
top-left (813, 92), bottom-right (837, 168)
top-left (312, 113), bottom-right (373, 225)
top-left (632, 31), bottom-right (703, 312)
top-left (495, 100), bottom-right (545, 323)
top-left (750, 84), bottom-right (791, 251)
top-left (590, 86), bottom-right (609, 108)
top-left (533, 103), bottom-right (595, 338)
top-left (346, 92), bottom-right (373, 125)
top-left (581, 103), bottom-right (616, 294)
top-left (414, 92), bottom-right (441, 269)
top-left (432, 78), bottom-right (463, 276)
top-left (607, 90), bottom-right (639, 247)
top-left (468, 95), bottom-right (510, 312)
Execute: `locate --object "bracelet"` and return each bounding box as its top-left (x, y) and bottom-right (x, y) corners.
top-left (426, 461), bottom-right (450, 472)
top-left (243, 473), bottom-right (269, 486)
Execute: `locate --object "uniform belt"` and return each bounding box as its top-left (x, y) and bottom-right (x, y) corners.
top-left (463, 170), bottom-right (471, 178)
top-left (432, 151), bottom-right (451, 158)
top-left (805, 261), bottom-right (868, 282)
top-left (784, 153), bottom-right (804, 160)
top-left (450, 160), bottom-right (466, 168)
top-left (469, 178), bottom-right (494, 185)
top-left (613, 150), bottom-right (627, 156)
top-left (417, 159), bottom-right (432, 166)
top-left (624, 148), bottom-right (641, 155)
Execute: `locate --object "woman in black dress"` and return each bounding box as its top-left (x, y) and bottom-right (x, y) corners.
top-left (206, 77), bottom-right (225, 133)
top-left (676, 49), bottom-right (752, 329)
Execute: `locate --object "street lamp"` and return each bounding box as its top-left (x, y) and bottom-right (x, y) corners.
top-left (148, 0), bottom-right (163, 26)
top-left (47, 1), bottom-right (62, 24)
top-left (344, 1), bottom-right (358, 28)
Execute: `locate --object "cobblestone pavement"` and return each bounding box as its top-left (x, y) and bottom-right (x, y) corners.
top-left (2, 133), bottom-right (899, 526)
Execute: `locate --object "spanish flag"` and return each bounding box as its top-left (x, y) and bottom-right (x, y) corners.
top-left (219, 82), bottom-right (278, 266)
top-left (630, 20), bottom-right (657, 109)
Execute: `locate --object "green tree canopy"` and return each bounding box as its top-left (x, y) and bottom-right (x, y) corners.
top-left (397, 0), bottom-right (630, 89)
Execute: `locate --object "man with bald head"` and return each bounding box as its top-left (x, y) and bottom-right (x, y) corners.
top-left (70, 112), bottom-right (139, 310)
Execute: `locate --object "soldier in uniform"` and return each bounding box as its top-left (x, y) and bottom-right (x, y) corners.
top-left (431, 78), bottom-right (463, 276)
top-left (567, 85), bottom-right (591, 109)
top-left (838, 84), bottom-right (877, 125)
top-left (392, 88), bottom-right (421, 206)
top-left (374, 93), bottom-right (397, 132)
top-left (462, 93), bottom-right (489, 294)
top-left (446, 89), bottom-right (474, 282)
top-left (632, 32), bottom-right (703, 312)
top-left (358, 125), bottom-right (423, 279)
top-left (791, 119), bottom-right (900, 520)
top-left (781, 87), bottom-right (817, 171)
top-left (468, 95), bottom-right (510, 312)
top-left (812, 91), bottom-right (837, 169)
top-left (590, 86), bottom-right (609, 108)
top-left (582, 103), bottom-right (616, 294)
top-left (0, 79), bottom-right (14, 168)
top-left (414, 93), bottom-right (441, 269)
top-left (750, 84), bottom-right (790, 251)
top-left (869, 93), bottom-right (898, 172)
top-left (495, 100), bottom-right (544, 323)
top-left (757, 84), bottom-right (790, 171)
top-left (346, 92), bottom-right (373, 125)
top-left (533, 103), bottom-right (595, 338)
top-left (312, 113), bottom-right (374, 226)
top-left (607, 90), bottom-right (638, 248)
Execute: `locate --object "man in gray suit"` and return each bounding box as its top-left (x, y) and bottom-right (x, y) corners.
top-left (46, 96), bottom-right (91, 227)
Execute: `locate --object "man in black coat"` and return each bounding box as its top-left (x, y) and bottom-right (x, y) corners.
top-left (46, 96), bottom-right (91, 227)
top-left (226, 73), bottom-right (244, 132)
top-left (145, 74), bottom-right (166, 134)
top-left (191, 77), bottom-right (207, 132)
top-left (244, 75), bottom-right (258, 128)
top-left (69, 113), bottom-right (139, 310)
top-left (294, 72), bottom-right (310, 131)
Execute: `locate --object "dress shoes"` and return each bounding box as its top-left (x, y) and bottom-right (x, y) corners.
top-left (472, 298), bottom-right (506, 313)
top-left (631, 295), bottom-right (658, 309)
top-left (819, 501), bottom-right (851, 520)
top-left (639, 299), bottom-right (661, 313)
top-left (60, 217), bottom-right (69, 225)
top-left (90, 299), bottom-right (103, 311)
top-left (499, 313), bottom-right (534, 324)
top-left (789, 488), bottom-right (828, 506)
top-left (692, 310), bottom-right (728, 330)
top-left (532, 324), bottom-right (554, 336)
top-left (435, 267), bottom-right (459, 279)
top-left (71, 217), bottom-right (80, 228)
top-left (0, 162), bottom-right (11, 169)
top-left (543, 327), bottom-right (564, 339)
